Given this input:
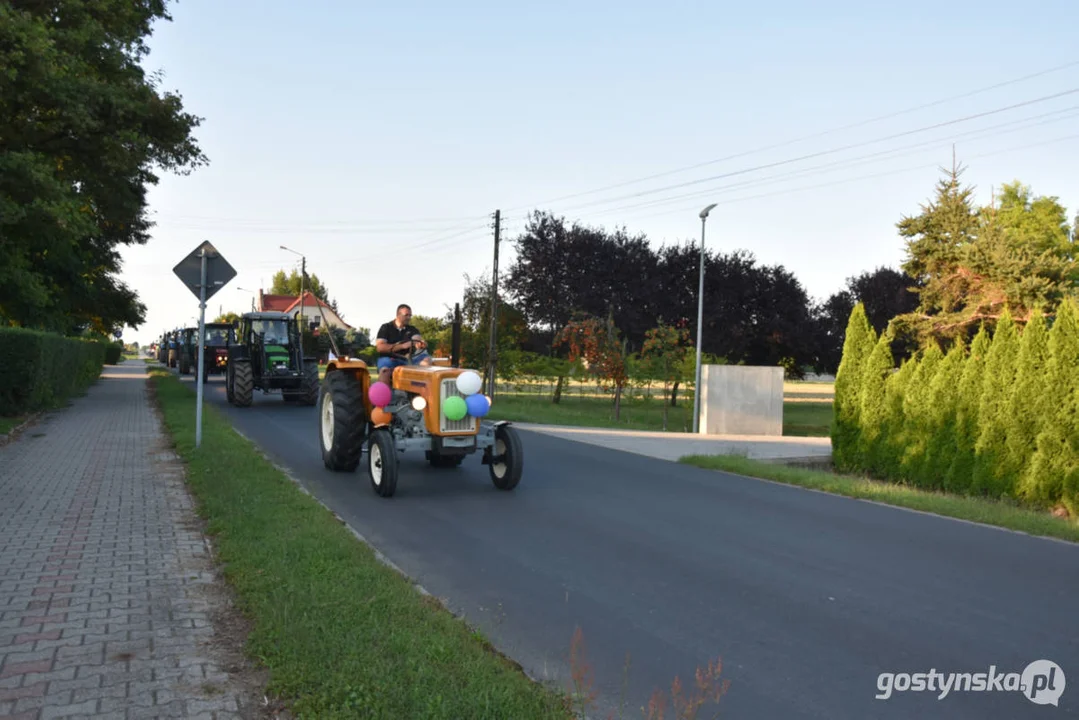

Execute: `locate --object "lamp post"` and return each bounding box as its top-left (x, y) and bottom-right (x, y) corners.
top-left (693, 203), bottom-right (717, 434)
top-left (236, 287), bottom-right (257, 311)
top-left (280, 245), bottom-right (306, 331)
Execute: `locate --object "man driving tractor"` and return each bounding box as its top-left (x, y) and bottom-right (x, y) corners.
top-left (375, 303), bottom-right (432, 385)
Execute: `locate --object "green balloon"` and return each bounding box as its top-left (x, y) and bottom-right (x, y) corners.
top-left (443, 395), bottom-right (467, 421)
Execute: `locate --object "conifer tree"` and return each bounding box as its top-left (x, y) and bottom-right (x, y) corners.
top-left (900, 342), bottom-right (944, 486)
top-left (971, 308), bottom-right (1021, 497)
top-left (832, 303), bottom-right (877, 472)
top-left (880, 359), bottom-right (917, 479)
top-left (1022, 298), bottom-right (1079, 506)
top-left (1005, 310), bottom-right (1051, 497)
top-left (857, 327), bottom-right (896, 474)
top-left (944, 324), bottom-right (991, 494)
top-left (922, 337), bottom-right (966, 491)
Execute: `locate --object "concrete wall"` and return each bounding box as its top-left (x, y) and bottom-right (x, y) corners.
top-left (699, 365), bottom-right (784, 436)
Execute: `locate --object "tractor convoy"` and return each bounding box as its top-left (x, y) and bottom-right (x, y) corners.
top-left (154, 311), bottom-right (524, 499)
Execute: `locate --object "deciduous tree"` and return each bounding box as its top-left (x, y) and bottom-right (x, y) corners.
top-left (0, 0), bottom-right (207, 334)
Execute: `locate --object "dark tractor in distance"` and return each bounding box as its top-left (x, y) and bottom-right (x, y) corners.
top-left (199, 323), bottom-right (235, 383)
top-left (178, 327), bottom-right (198, 376)
top-left (226, 311), bottom-right (319, 407)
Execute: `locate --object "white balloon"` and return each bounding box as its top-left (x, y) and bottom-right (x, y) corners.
top-left (455, 370), bottom-right (482, 395)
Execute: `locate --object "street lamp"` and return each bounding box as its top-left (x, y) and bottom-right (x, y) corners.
top-left (236, 286), bottom-right (257, 311)
top-left (693, 203), bottom-right (717, 435)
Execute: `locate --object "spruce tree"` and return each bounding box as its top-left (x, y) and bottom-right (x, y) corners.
top-left (857, 327), bottom-right (896, 475)
top-left (1006, 310), bottom-right (1051, 499)
top-left (1022, 298), bottom-right (1079, 506)
top-left (832, 303), bottom-right (877, 472)
top-left (944, 324), bottom-right (991, 494)
top-left (922, 337), bottom-right (966, 491)
top-left (971, 308), bottom-right (1021, 497)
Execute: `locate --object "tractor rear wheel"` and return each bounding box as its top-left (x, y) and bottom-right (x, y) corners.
top-left (368, 429), bottom-right (398, 497)
top-left (231, 360), bottom-right (253, 407)
top-left (319, 371), bottom-right (366, 472)
top-left (489, 424), bottom-right (523, 490)
top-left (300, 360), bottom-right (319, 406)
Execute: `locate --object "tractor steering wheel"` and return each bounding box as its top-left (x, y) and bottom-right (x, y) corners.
top-left (389, 338), bottom-right (419, 362)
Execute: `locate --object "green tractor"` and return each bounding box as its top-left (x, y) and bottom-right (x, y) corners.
top-left (225, 311), bottom-right (319, 407)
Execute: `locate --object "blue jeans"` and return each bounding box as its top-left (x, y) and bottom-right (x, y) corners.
top-left (376, 350), bottom-right (430, 371)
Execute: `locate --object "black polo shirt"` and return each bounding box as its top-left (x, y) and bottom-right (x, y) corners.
top-left (376, 321), bottom-right (421, 355)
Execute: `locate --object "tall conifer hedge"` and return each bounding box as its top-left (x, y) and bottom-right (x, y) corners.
top-left (831, 297), bottom-right (1079, 514)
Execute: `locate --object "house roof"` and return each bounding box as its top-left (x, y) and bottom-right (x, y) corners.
top-left (259, 291), bottom-right (351, 329)
top-left (258, 293), bottom-right (297, 312)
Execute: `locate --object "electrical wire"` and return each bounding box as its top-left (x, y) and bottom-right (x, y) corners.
top-left (532, 87), bottom-right (1079, 216)
top-left (501, 59), bottom-right (1079, 211)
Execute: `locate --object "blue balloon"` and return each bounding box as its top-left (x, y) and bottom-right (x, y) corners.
top-left (465, 393), bottom-right (490, 417)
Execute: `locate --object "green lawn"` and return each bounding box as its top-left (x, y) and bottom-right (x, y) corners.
top-left (679, 455), bottom-right (1079, 544)
top-left (147, 366), bottom-right (575, 719)
top-left (0, 415), bottom-right (26, 435)
top-left (486, 392), bottom-right (833, 437)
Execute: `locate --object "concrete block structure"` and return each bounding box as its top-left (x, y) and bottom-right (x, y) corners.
top-left (699, 365), bottom-right (784, 436)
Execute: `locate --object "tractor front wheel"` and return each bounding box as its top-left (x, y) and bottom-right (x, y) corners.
top-left (368, 429), bottom-right (398, 498)
top-left (301, 360), bottom-right (319, 406)
top-left (488, 424), bottom-right (523, 491)
top-left (319, 371), bottom-right (366, 472)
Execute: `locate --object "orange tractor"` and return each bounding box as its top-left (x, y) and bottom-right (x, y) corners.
top-left (317, 344), bottom-right (523, 498)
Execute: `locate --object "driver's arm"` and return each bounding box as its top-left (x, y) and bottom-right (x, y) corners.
top-left (376, 337), bottom-right (406, 354)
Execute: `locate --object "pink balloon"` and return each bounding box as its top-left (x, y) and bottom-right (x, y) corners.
top-left (368, 381), bottom-right (391, 407)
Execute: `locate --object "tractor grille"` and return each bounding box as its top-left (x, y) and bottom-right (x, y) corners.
top-left (440, 379), bottom-right (477, 433)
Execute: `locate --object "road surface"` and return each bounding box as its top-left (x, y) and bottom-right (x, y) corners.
top-left (182, 374), bottom-right (1079, 719)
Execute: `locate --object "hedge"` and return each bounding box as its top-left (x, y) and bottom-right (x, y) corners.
top-left (0, 327), bottom-right (108, 416)
top-left (104, 342), bottom-right (123, 365)
top-left (833, 298), bottom-right (1079, 517)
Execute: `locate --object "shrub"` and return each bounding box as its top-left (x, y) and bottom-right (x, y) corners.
top-left (104, 342), bottom-right (124, 365)
top-left (0, 328), bottom-right (106, 416)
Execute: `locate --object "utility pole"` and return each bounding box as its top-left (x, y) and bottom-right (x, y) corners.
top-left (486, 209), bottom-right (501, 398)
top-left (299, 256), bottom-right (306, 331)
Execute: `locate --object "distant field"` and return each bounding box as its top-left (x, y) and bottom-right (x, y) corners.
top-left (311, 366), bottom-right (835, 436)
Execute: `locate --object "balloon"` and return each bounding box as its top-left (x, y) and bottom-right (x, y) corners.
top-left (443, 395), bottom-right (467, 421)
top-left (370, 407), bottom-right (393, 425)
top-left (368, 381), bottom-right (391, 407)
top-left (455, 370), bottom-right (482, 396)
top-left (465, 393), bottom-right (490, 417)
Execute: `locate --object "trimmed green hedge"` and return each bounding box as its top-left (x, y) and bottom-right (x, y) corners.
top-left (0, 328), bottom-right (107, 416)
top-left (104, 342), bottom-right (123, 365)
top-left (832, 299), bottom-right (1079, 517)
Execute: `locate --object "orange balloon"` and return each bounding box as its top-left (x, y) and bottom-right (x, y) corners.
top-left (370, 407), bottom-right (393, 425)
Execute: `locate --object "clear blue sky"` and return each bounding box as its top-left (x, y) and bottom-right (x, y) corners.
top-left (121, 0), bottom-right (1079, 346)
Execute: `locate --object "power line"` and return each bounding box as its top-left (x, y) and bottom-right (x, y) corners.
top-left (502, 59), bottom-right (1079, 211)
top-left (543, 87), bottom-right (1079, 215)
top-left (572, 105), bottom-right (1079, 219)
top-left (149, 212), bottom-right (489, 227)
top-left (569, 133), bottom-right (1079, 226)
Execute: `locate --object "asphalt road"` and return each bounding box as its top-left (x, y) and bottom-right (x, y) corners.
top-left (183, 373), bottom-right (1078, 719)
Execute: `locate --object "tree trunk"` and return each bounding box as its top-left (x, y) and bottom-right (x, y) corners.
top-left (670, 380), bottom-right (680, 406)
top-left (553, 375), bottom-right (564, 404)
top-left (662, 382), bottom-right (669, 430)
top-left (613, 383), bottom-right (623, 421)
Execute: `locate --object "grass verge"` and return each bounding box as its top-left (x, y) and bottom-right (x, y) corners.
top-left (146, 366), bottom-right (573, 719)
top-left (0, 414), bottom-right (27, 435)
top-left (678, 454), bottom-right (1079, 544)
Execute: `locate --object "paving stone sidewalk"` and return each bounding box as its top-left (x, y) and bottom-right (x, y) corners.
top-left (0, 362), bottom-right (267, 719)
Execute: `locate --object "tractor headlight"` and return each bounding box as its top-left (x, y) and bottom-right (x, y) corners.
top-left (411, 395), bottom-right (427, 411)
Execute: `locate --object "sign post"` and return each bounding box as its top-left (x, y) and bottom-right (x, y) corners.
top-left (173, 241), bottom-right (237, 448)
